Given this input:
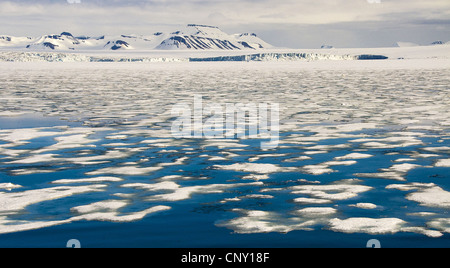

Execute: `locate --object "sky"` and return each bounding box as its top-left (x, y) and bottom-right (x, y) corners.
top-left (0, 0), bottom-right (449, 48)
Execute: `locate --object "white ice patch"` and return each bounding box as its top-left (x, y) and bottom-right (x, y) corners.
top-left (122, 181), bottom-right (263, 202)
top-left (219, 197), bottom-right (241, 204)
top-left (293, 207), bottom-right (337, 217)
top-left (105, 135), bottom-right (128, 140)
top-left (71, 200), bottom-right (128, 214)
top-left (0, 183), bottom-right (22, 191)
top-left (328, 217), bottom-right (406, 235)
top-left (241, 174), bottom-right (270, 181)
top-left (0, 128), bottom-right (61, 144)
top-left (427, 218), bottom-right (450, 234)
top-left (213, 163), bottom-right (288, 174)
top-left (7, 153), bottom-right (58, 164)
top-left (51, 177), bottom-right (123, 184)
top-left (422, 147), bottom-right (450, 154)
top-left (290, 183), bottom-right (373, 201)
top-left (329, 216), bottom-right (442, 237)
top-left (435, 159), bottom-right (450, 167)
top-left (386, 183), bottom-right (450, 208)
top-left (10, 169), bottom-right (60, 176)
top-left (292, 198), bottom-right (333, 204)
top-left (301, 164), bottom-right (335, 175)
top-left (283, 156), bottom-right (312, 162)
top-left (69, 198), bottom-right (169, 223)
top-left (0, 201), bottom-right (170, 234)
top-left (216, 208), bottom-right (330, 234)
top-left (201, 140), bottom-right (249, 149)
top-left (86, 165), bottom-right (163, 176)
top-left (248, 154), bottom-right (287, 162)
top-left (324, 160), bottom-right (358, 166)
top-left (350, 136), bottom-right (424, 149)
top-left (407, 212), bottom-right (437, 217)
top-left (34, 134), bottom-right (98, 153)
top-left (70, 205), bottom-right (171, 223)
top-left (349, 203), bottom-right (377, 209)
top-left (239, 194), bottom-right (274, 199)
top-left (355, 163), bottom-right (421, 181)
top-left (0, 184), bottom-right (107, 214)
top-left (301, 160), bottom-right (357, 175)
top-left (0, 216), bottom-right (72, 235)
top-left (394, 158), bottom-right (417, 163)
top-left (334, 153), bottom-right (373, 160)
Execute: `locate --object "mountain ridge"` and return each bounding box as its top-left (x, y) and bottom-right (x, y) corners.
top-left (0, 25), bottom-right (272, 51)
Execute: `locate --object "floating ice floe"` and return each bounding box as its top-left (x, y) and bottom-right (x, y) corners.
top-left (334, 153), bottom-right (373, 160)
top-left (292, 198), bottom-right (333, 204)
top-left (239, 194), bottom-right (274, 199)
top-left (301, 160), bottom-right (357, 175)
top-left (0, 183), bottom-right (22, 191)
top-left (435, 159), bottom-right (450, 167)
top-left (70, 205), bottom-right (171, 223)
top-left (71, 199), bottom-right (129, 214)
top-left (121, 181), bottom-right (263, 202)
top-left (0, 199), bottom-right (170, 234)
top-left (422, 147), bottom-right (450, 154)
top-left (293, 207), bottom-right (337, 217)
top-left (290, 183), bottom-right (373, 202)
top-left (241, 174), bottom-right (270, 181)
top-left (201, 140), bottom-right (249, 149)
top-left (105, 135), bottom-right (128, 140)
top-left (386, 183), bottom-right (450, 208)
top-left (328, 217), bottom-right (443, 238)
top-left (10, 168), bottom-right (61, 176)
top-left (219, 197), bottom-right (242, 204)
top-left (355, 163), bottom-right (421, 181)
top-left (407, 212), bottom-right (437, 217)
top-left (394, 158), bottom-right (417, 162)
top-left (328, 217), bottom-right (406, 235)
top-left (427, 218), bottom-right (450, 234)
top-left (34, 134), bottom-right (98, 153)
top-left (248, 153), bottom-right (288, 162)
top-left (283, 156), bottom-right (312, 162)
top-left (0, 184), bottom-right (107, 214)
top-left (51, 177), bottom-right (123, 184)
top-left (86, 165), bottom-right (163, 176)
top-left (217, 209), bottom-right (443, 237)
top-left (0, 128), bottom-right (62, 145)
top-left (301, 164), bottom-right (335, 175)
top-left (216, 208), bottom-right (332, 234)
top-left (213, 163), bottom-right (289, 174)
top-left (349, 203), bottom-right (377, 209)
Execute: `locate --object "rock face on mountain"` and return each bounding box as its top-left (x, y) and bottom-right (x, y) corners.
top-left (0, 25), bottom-right (273, 51)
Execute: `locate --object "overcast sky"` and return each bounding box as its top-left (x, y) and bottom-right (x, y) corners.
top-left (0, 0), bottom-right (449, 48)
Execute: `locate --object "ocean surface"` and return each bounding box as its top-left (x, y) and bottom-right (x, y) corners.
top-left (0, 62), bottom-right (449, 248)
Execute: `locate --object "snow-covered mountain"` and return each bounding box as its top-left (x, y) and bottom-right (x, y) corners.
top-left (0, 25), bottom-right (272, 51)
top-left (431, 41), bottom-right (445, 45)
top-left (394, 41), bottom-right (450, 47)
